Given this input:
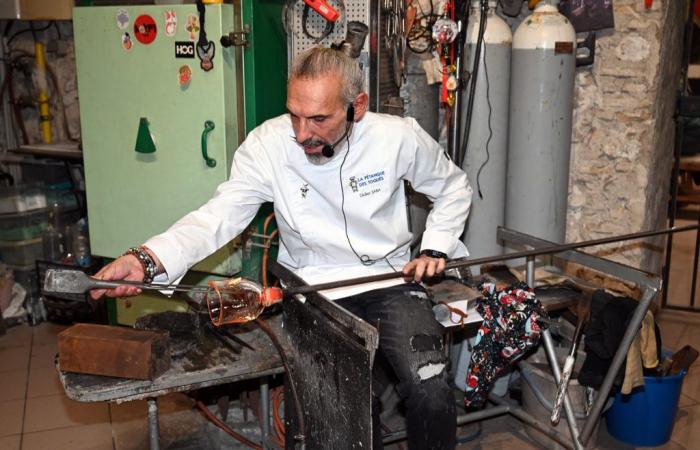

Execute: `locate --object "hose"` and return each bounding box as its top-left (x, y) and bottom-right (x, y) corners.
top-left (195, 400), bottom-right (263, 450)
top-left (255, 317), bottom-right (306, 448)
top-left (261, 229), bottom-right (279, 290)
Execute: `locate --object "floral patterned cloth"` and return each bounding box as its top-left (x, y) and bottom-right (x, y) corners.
top-left (464, 282), bottom-right (549, 407)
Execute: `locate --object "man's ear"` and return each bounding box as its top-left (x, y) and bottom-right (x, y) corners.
top-left (351, 92), bottom-right (369, 121)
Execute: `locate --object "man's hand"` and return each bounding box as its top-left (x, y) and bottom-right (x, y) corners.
top-left (402, 254), bottom-right (446, 282)
top-left (90, 255), bottom-right (145, 300)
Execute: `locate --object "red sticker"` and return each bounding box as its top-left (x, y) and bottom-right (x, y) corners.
top-left (134, 15), bottom-right (157, 45)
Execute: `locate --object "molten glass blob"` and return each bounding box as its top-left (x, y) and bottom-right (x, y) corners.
top-left (206, 278), bottom-right (283, 326)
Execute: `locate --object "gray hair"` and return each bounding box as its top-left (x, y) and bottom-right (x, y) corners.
top-left (289, 47), bottom-right (364, 105)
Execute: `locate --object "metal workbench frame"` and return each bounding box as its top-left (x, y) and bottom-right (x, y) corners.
top-left (481, 227), bottom-right (662, 449)
top-left (367, 225), bottom-right (666, 449)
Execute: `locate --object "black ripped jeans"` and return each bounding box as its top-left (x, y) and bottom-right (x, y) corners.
top-left (336, 283), bottom-right (456, 450)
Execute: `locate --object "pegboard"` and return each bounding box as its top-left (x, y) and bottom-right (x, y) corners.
top-left (286, 0), bottom-right (371, 60)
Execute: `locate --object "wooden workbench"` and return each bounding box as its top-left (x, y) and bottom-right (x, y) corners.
top-left (57, 314), bottom-right (285, 404)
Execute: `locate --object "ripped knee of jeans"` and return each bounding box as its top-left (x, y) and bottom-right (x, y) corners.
top-left (416, 361), bottom-right (447, 381)
top-left (409, 333), bottom-right (447, 381)
top-left (410, 333), bottom-right (443, 352)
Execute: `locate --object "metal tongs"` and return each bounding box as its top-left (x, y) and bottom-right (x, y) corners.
top-left (43, 269), bottom-right (210, 295)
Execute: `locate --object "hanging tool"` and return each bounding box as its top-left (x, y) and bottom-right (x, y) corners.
top-left (196, 0), bottom-right (216, 71)
top-left (550, 291), bottom-right (592, 424)
top-left (303, 0), bottom-right (340, 22)
top-left (384, 0), bottom-right (407, 87)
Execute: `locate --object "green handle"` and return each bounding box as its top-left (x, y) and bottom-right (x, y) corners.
top-left (201, 120), bottom-right (217, 168)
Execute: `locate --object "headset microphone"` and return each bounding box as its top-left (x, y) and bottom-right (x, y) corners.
top-left (321, 105), bottom-right (355, 158)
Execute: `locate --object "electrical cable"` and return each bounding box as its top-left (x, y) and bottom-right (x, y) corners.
top-left (337, 133), bottom-right (407, 268)
top-left (53, 22), bottom-right (62, 40)
top-left (3, 21), bottom-right (14, 39)
top-left (45, 62), bottom-right (78, 142)
top-left (2, 45), bottom-right (77, 143)
top-left (6, 62), bottom-right (28, 145)
top-left (474, 37), bottom-right (493, 200)
top-left (459, 0), bottom-right (488, 164)
top-left (6, 21), bottom-right (54, 47)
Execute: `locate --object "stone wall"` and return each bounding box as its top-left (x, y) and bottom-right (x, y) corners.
top-left (566, 0), bottom-right (687, 276)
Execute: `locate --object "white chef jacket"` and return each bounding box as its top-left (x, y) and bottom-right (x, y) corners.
top-left (145, 112), bottom-right (473, 299)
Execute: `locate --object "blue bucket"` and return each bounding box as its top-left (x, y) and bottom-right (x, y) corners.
top-left (605, 371), bottom-right (686, 447)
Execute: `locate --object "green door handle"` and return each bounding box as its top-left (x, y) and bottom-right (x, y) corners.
top-left (201, 120), bottom-right (217, 168)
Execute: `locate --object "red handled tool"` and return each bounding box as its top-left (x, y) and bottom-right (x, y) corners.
top-left (303, 0), bottom-right (340, 22)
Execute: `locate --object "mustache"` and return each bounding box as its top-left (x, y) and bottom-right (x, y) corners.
top-left (290, 135), bottom-right (327, 147)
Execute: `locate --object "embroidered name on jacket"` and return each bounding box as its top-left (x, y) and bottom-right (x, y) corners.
top-left (350, 170), bottom-right (386, 197)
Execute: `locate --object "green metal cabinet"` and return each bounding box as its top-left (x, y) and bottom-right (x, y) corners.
top-left (75, 2), bottom-right (287, 325)
top-left (74, 4), bottom-right (242, 275)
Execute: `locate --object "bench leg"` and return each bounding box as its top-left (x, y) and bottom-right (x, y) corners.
top-left (148, 397), bottom-right (160, 450)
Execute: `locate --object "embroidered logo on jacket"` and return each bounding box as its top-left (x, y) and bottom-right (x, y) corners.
top-left (350, 170), bottom-right (386, 198)
top-left (300, 183), bottom-right (309, 199)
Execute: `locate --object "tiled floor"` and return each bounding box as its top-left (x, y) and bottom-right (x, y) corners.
top-left (2, 222), bottom-right (700, 449)
top-left (0, 323), bottom-right (208, 450)
top-left (3, 314), bottom-right (700, 449)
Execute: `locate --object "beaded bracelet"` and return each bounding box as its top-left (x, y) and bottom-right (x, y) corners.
top-left (123, 246), bottom-right (158, 284)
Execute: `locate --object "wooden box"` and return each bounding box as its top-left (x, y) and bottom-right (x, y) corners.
top-left (58, 323), bottom-right (170, 380)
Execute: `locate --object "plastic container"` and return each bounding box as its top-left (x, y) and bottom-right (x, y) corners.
top-left (0, 237), bottom-right (44, 266)
top-left (8, 264), bottom-right (39, 302)
top-left (0, 209), bottom-right (48, 241)
top-left (605, 370), bottom-right (686, 446)
top-left (46, 182), bottom-right (79, 211)
top-left (0, 184), bottom-right (46, 214)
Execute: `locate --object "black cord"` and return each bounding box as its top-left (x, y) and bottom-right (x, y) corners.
top-left (7, 21), bottom-right (54, 46)
top-left (459, 1), bottom-right (488, 162)
top-left (475, 40), bottom-right (493, 200)
top-left (53, 22), bottom-right (62, 40)
top-left (196, 0), bottom-right (208, 46)
top-left (338, 130), bottom-right (405, 269)
top-left (3, 21), bottom-right (14, 39)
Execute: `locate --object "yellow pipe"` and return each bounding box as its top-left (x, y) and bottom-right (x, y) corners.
top-left (34, 42), bottom-right (52, 144)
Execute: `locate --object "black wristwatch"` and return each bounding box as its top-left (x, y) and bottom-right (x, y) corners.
top-left (419, 249), bottom-right (447, 259)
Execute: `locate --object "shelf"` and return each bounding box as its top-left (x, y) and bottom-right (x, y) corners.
top-left (11, 142), bottom-right (82, 160)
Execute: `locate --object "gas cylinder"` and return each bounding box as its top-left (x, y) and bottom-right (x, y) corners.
top-left (505, 0), bottom-right (576, 245)
top-left (461, 0), bottom-right (512, 263)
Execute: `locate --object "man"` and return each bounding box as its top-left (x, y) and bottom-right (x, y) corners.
top-left (93, 47), bottom-right (472, 449)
